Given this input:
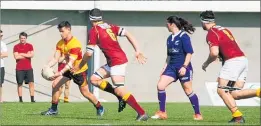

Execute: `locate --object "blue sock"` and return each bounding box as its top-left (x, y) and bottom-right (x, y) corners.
top-left (158, 90), bottom-right (166, 112)
top-left (188, 92), bottom-right (200, 114)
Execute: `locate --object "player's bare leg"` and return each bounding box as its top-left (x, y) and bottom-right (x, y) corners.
top-left (217, 78), bottom-right (245, 124)
top-left (231, 81), bottom-right (260, 100)
top-left (29, 82), bottom-right (35, 102)
top-left (79, 79), bottom-right (104, 117)
top-left (58, 85), bottom-right (64, 102)
top-left (90, 67), bottom-right (126, 112)
top-left (63, 81), bottom-right (70, 103)
top-left (151, 75), bottom-right (173, 120)
top-left (181, 81), bottom-right (202, 120)
top-left (111, 75), bottom-right (148, 121)
top-left (41, 76), bottom-right (69, 115)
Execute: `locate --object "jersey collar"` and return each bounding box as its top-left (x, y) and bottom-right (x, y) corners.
top-left (64, 36), bottom-right (73, 44)
top-left (171, 30), bottom-right (182, 41)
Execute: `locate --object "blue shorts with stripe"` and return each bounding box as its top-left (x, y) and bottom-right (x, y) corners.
top-left (162, 64), bottom-right (193, 83)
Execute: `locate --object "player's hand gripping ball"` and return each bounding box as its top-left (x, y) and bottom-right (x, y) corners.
top-left (41, 66), bottom-right (55, 81)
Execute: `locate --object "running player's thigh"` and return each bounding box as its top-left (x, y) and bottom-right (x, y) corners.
top-left (217, 77), bottom-right (230, 86)
top-left (78, 79), bottom-right (90, 93)
top-left (158, 65), bottom-right (176, 89)
top-left (111, 75), bottom-right (125, 85)
top-left (219, 58), bottom-right (246, 83)
top-left (179, 68), bottom-right (193, 88)
top-left (91, 64), bottom-right (111, 80)
top-left (157, 75), bottom-right (175, 90)
top-left (110, 63), bottom-right (127, 84)
top-left (235, 63), bottom-right (248, 89)
top-left (52, 76), bottom-right (70, 90)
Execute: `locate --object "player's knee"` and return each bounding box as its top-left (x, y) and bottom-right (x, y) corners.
top-left (183, 86), bottom-right (193, 95)
top-left (217, 88), bottom-right (226, 96)
top-left (184, 88), bottom-right (193, 96)
top-left (90, 75), bottom-right (100, 85)
top-left (157, 84), bottom-right (166, 91)
top-left (231, 92), bottom-right (240, 100)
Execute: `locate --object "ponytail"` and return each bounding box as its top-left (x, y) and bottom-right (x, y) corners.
top-left (167, 16), bottom-right (195, 34)
top-left (178, 17), bottom-right (195, 34)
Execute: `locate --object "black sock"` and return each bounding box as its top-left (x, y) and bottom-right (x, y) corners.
top-left (31, 96), bottom-right (35, 102)
top-left (104, 82), bottom-right (121, 99)
top-left (51, 102), bottom-right (58, 111)
top-left (19, 96), bottom-right (23, 102)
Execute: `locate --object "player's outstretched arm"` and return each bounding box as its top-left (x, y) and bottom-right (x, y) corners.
top-left (125, 30), bottom-right (140, 52)
top-left (124, 30), bottom-right (147, 64)
top-left (202, 46), bottom-right (219, 71)
top-left (79, 51), bottom-right (93, 69)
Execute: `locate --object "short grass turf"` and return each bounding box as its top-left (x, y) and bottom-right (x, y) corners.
top-left (0, 102), bottom-right (260, 125)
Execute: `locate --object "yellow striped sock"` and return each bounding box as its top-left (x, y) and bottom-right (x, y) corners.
top-left (64, 97), bottom-right (69, 102)
top-left (100, 80), bottom-right (108, 90)
top-left (232, 110), bottom-right (243, 117)
top-left (122, 93), bottom-right (131, 101)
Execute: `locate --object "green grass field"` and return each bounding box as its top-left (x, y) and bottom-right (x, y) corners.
top-left (0, 102), bottom-right (260, 125)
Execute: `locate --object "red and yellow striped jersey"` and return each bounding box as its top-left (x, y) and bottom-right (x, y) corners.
top-left (56, 37), bottom-right (88, 74)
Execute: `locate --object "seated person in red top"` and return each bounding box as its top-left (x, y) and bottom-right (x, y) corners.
top-left (13, 32), bottom-right (35, 102)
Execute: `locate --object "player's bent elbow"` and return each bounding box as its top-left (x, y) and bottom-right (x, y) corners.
top-left (210, 50), bottom-right (219, 57)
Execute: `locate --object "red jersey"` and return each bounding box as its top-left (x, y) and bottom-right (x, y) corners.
top-left (206, 25), bottom-right (244, 61)
top-left (88, 22), bottom-right (128, 67)
top-left (13, 43), bottom-right (34, 70)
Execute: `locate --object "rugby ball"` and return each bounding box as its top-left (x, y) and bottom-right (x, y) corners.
top-left (41, 66), bottom-right (55, 81)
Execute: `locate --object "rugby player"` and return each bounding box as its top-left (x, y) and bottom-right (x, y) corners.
top-left (41, 21), bottom-right (104, 117)
top-left (200, 10), bottom-right (260, 124)
top-left (74, 8), bottom-right (148, 121)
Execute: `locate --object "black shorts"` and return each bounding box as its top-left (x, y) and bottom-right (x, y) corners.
top-left (1, 67), bottom-right (5, 84)
top-left (63, 70), bottom-right (87, 87)
top-left (16, 69), bottom-right (34, 84)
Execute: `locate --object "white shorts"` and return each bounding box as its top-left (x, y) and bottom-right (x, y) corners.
top-left (219, 57), bottom-right (248, 82)
top-left (102, 63), bottom-right (127, 76)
